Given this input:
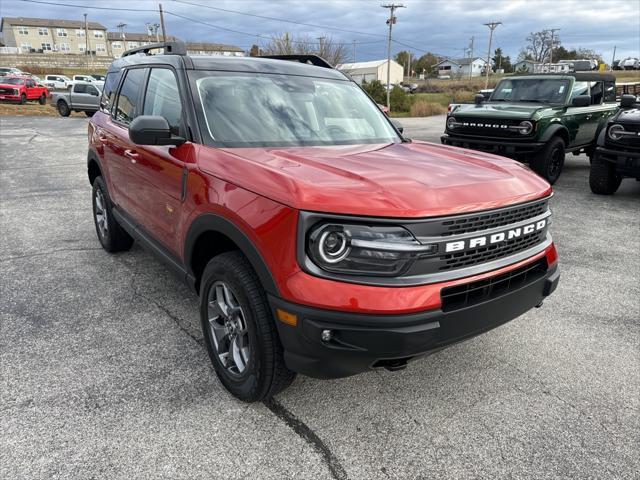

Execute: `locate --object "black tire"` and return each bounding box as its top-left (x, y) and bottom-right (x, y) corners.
top-left (20, 93), bottom-right (27, 105)
top-left (200, 251), bottom-right (295, 402)
top-left (57, 100), bottom-right (70, 117)
top-left (589, 154), bottom-right (622, 195)
top-left (38, 94), bottom-right (47, 105)
top-left (85, 111), bottom-right (95, 117)
top-left (530, 136), bottom-right (565, 185)
top-left (92, 176), bottom-right (134, 252)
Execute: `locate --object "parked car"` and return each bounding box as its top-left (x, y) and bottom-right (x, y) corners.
top-left (442, 73), bottom-right (619, 184)
top-left (51, 82), bottom-right (102, 117)
top-left (0, 75), bottom-right (49, 104)
top-left (0, 67), bottom-right (22, 76)
top-left (44, 74), bottom-right (74, 90)
top-left (621, 57), bottom-right (640, 70)
top-left (90, 74), bottom-right (106, 82)
top-left (590, 94), bottom-right (640, 194)
top-left (612, 60), bottom-right (622, 71)
top-left (73, 74), bottom-right (104, 87)
top-left (87, 42), bottom-right (559, 402)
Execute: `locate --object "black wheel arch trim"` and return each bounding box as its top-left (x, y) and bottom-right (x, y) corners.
top-left (539, 124), bottom-right (569, 144)
top-left (184, 213), bottom-right (280, 296)
top-left (87, 148), bottom-right (103, 183)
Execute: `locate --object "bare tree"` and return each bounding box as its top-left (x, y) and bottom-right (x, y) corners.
top-left (262, 33), bottom-right (349, 66)
top-left (519, 30), bottom-right (560, 62)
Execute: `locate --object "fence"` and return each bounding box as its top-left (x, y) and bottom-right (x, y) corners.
top-left (0, 53), bottom-right (113, 72)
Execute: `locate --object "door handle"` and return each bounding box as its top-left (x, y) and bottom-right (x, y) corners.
top-left (98, 135), bottom-right (108, 144)
top-left (124, 149), bottom-right (140, 163)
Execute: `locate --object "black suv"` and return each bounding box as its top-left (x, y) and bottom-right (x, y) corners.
top-left (590, 94), bottom-right (640, 194)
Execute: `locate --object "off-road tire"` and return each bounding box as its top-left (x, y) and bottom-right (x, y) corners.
top-left (57, 100), bottom-right (70, 117)
top-left (38, 94), bottom-right (47, 105)
top-left (530, 136), bottom-right (565, 185)
top-left (20, 93), bottom-right (27, 105)
top-left (589, 154), bottom-right (622, 195)
top-left (200, 251), bottom-right (295, 402)
top-left (92, 176), bottom-right (134, 252)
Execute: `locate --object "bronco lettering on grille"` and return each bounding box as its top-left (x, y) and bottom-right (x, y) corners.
top-left (445, 219), bottom-right (547, 253)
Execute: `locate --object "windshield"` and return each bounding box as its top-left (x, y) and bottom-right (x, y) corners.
top-left (1, 78), bottom-right (25, 85)
top-left (490, 79), bottom-right (569, 104)
top-left (192, 72), bottom-right (400, 148)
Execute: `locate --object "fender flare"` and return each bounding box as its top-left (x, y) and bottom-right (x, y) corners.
top-left (595, 124), bottom-right (607, 147)
top-left (87, 148), bottom-right (103, 184)
top-left (539, 123), bottom-right (569, 144)
top-left (184, 213), bottom-right (280, 296)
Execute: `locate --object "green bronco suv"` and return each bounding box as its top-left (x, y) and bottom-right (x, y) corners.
top-left (442, 73), bottom-right (619, 184)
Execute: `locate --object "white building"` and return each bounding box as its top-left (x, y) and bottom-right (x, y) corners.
top-left (337, 59), bottom-right (403, 85)
top-left (435, 57), bottom-right (489, 78)
top-left (514, 60), bottom-right (572, 74)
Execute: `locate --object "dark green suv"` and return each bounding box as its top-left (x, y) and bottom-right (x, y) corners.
top-left (441, 73), bottom-right (619, 184)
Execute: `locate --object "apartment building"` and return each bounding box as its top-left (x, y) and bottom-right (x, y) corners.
top-left (1, 17), bottom-right (109, 56)
top-left (107, 32), bottom-right (178, 57)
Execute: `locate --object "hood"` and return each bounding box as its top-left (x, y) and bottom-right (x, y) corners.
top-left (614, 108), bottom-right (640, 125)
top-left (196, 141), bottom-right (551, 218)
top-left (0, 81), bottom-right (21, 89)
top-left (453, 102), bottom-right (561, 121)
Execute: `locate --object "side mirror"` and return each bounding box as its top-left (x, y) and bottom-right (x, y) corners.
top-left (571, 95), bottom-right (590, 107)
top-left (129, 116), bottom-right (185, 146)
top-left (474, 94), bottom-right (485, 105)
top-left (391, 119), bottom-right (404, 134)
top-left (620, 94), bottom-right (637, 108)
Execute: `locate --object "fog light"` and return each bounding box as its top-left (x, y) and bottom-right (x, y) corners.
top-left (321, 329), bottom-right (332, 342)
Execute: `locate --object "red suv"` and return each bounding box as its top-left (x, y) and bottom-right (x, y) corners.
top-left (88, 43), bottom-right (559, 402)
top-left (0, 75), bottom-right (49, 104)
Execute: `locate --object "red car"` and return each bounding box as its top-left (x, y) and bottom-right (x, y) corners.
top-left (87, 43), bottom-right (559, 402)
top-left (0, 75), bottom-right (49, 104)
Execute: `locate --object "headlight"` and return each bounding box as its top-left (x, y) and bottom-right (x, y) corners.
top-left (608, 124), bottom-right (625, 141)
top-left (308, 223), bottom-right (437, 276)
top-left (518, 120), bottom-right (534, 135)
top-left (13, 89), bottom-right (19, 95)
top-left (446, 116), bottom-right (458, 130)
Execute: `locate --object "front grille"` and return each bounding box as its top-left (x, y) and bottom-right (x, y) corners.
top-left (451, 117), bottom-right (530, 138)
top-left (441, 258), bottom-right (547, 312)
top-left (0, 88), bottom-right (16, 94)
top-left (439, 230), bottom-right (545, 271)
top-left (440, 199), bottom-right (548, 236)
top-left (607, 124), bottom-right (640, 150)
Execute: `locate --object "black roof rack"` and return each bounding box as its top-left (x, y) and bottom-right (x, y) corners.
top-left (259, 54), bottom-right (333, 69)
top-left (121, 41), bottom-right (187, 58)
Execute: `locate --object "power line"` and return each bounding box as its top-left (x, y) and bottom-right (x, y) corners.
top-left (18, 0), bottom-right (156, 12)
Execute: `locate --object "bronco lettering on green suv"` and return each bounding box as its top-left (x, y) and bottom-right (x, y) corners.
top-left (441, 73), bottom-right (619, 184)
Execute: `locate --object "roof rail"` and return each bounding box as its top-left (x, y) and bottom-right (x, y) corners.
top-left (259, 54), bottom-right (333, 69)
top-left (121, 41), bottom-right (187, 58)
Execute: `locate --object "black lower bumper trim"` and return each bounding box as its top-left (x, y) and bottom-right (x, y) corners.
top-left (441, 134), bottom-right (545, 157)
top-left (270, 263), bottom-right (559, 379)
top-left (596, 146), bottom-right (640, 176)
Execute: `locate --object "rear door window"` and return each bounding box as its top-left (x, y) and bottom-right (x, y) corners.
top-left (100, 70), bottom-right (123, 113)
top-left (113, 68), bottom-right (146, 125)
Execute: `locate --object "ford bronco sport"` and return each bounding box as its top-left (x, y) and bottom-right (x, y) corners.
top-left (442, 73), bottom-right (619, 184)
top-left (590, 94), bottom-right (640, 194)
top-left (88, 42), bottom-right (559, 402)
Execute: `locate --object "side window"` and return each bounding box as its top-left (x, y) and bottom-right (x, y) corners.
top-left (589, 81), bottom-right (603, 104)
top-left (570, 81), bottom-right (589, 102)
top-left (75, 84), bottom-right (87, 94)
top-left (87, 85), bottom-right (99, 96)
top-left (26, 79), bottom-right (35, 88)
top-left (114, 68), bottom-right (146, 125)
top-left (604, 81), bottom-right (616, 102)
top-left (100, 70), bottom-right (123, 113)
top-left (143, 68), bottom-right (183, 134)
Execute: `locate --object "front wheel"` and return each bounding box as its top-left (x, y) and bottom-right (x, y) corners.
top-left (20, 93), bottom-right (27, 105)
top-left (589, 155), bottom-right (622, 195)
top-left (200, 251), bottom-right (295, 402)
top-left (530, 136), bottom-right (565, 185)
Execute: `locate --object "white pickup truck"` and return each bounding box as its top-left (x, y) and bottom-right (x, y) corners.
top-left (51, 82), bottom-right (102, 117)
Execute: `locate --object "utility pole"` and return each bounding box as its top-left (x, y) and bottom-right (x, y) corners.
top-left (548, 28), bottom-right (560, 71)
top-left (84, 13), bottom-right (89, 70)
top-left (469, 36), bottom-right (474, 79)
top-left (611, 45), bottom-right (617, 70)
top-left (483, 21), bottom-right (501, 88)
top-left (317, 36), bottom-right (326, 57)
top-left (408, 52), bottom-right (411, 78)
top-left (382, 3), bottom-right (405, 109)
top-left (352, 40), bottom-right (356, 62)
top-left (159, 3), bottom-right (167, 43)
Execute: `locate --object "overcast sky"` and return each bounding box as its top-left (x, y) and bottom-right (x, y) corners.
top-left (2, 0), bottom-right (639, 62)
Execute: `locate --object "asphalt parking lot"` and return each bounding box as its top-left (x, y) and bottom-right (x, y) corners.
top-left (1, 115), bottom-right (638, 480)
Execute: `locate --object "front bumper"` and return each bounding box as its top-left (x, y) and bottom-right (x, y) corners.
top-left (0, 94), bottom-right (21, 102)
top-left (596, 146), bottom-right (640, 176)
top-left (441, 133), bottom-right (545, 158)
top-left (270, 261), bottom-right (559, 379)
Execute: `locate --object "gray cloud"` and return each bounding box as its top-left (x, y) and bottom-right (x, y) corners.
top-left (2, 0), bottom-right (639, 61)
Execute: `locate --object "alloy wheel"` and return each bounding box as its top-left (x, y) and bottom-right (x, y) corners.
top-left (207, 281), bottom-right (251, 376)
top-left (94, 188), bottom-right (108, 238)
